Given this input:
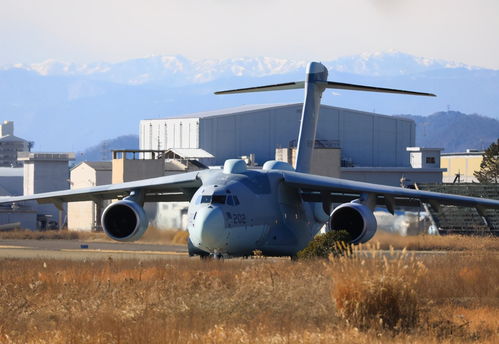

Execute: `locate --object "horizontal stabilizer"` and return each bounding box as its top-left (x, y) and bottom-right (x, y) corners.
top-left (325, 81), bottom-right (436, 97)
top-left (215, 81), bottom-right (304, 95)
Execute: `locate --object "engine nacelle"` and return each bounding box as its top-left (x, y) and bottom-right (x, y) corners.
top-left (101, 200), bottom-right (148, 242)
top-left (330, 202), bottom-right (377, 244)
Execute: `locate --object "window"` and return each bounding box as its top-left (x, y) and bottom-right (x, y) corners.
top-left (212, 195), bottom-right (226, 204)
top-left (227, 196), bottom-right (234, 206)
top-left (201, 195), bottom-right (212, 203)
top-left (233, 196), bottom-right (240, 205)
top-left (426, 157), bottom-right (436, 164)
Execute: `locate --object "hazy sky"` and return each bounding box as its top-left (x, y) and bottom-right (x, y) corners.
top-left (1, 0), bottom-right (499, 68)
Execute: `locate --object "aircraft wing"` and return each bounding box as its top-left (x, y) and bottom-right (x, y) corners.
top-left (0, 171), bottom-right (202, 206)
top-left (281, 170), bottom-right (499, 212)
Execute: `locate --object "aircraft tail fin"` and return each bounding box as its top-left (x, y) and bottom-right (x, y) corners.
top-left (214, 61), bottom-right (436, 175)
top-left (214, 81), bottom-right (304, 95)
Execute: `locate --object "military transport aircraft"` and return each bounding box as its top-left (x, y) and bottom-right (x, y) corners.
top-left (2, 62), bottom-right (498, 258)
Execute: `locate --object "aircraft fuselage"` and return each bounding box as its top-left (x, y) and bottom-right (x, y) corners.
top-left (187, 166), bottom-right (324, 257)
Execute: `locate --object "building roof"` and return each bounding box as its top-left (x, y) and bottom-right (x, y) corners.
top-left (147, 103), bottom-right (292, 120)
top-left (0, 134), bottom-right (28, 143)
top-left (84, 161), bottom-right (112, 171)
top-left (145, 103), bottom-right (415, 123)
top-left (71, 161), bottom-right (112, 171)
top-left (18, 152), bottom-right (75, 161)
top-left (442, 151), bottom-right (485, 157)
top-left (165, 148), bottom-right (214, 159)
top-left (406, 147), bottom-right (444, 152)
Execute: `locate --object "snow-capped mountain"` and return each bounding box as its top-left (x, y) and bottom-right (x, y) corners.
top-left (7, 56), bottom-right (307, 85)
top-left (1, 52), bottom-right (498, 152)
top-left (326, 52), bottom-right (475, 76)
top-left (4, 52), bottom-right (478, 85)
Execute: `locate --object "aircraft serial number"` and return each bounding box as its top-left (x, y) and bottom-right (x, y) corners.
top-left (232, 214), bottom-right (246, 225)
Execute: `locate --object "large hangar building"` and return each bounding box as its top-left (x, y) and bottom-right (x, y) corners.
top-left (141, 103), bottom-right (415, 167)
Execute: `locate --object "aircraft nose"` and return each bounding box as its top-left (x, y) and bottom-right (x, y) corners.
top-left (191, 206), bottom-right (227, 251)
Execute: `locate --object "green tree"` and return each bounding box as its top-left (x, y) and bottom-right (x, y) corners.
top-left (474, 139), bottom-right (499, 183)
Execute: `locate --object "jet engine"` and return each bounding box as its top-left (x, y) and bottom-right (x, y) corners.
top-left (329, 202), bottom-right (377, 244)
top-left (101, 200), bottom-right (148, 241)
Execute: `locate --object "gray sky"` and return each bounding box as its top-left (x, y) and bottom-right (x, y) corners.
top-left (1, 0), bottom-right (499, 68)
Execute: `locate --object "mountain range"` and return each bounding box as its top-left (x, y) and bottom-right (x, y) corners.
top-left (1, 52), bottom-right (498, 152)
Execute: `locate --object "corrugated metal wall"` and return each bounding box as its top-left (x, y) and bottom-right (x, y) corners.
top-left (140, 104), bottom-right (415, 167)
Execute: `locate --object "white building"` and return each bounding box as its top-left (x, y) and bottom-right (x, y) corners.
top-left (68, 162), bottom-right (112, 231)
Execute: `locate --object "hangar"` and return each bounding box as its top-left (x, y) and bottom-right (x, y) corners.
top-left (141, 103), bottom-right (416, 167)
top-left (140, 103), bottom-right (444, 187)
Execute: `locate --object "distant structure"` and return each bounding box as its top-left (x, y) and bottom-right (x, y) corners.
top-left (0, 121), bottom-right (29, 167)
top-left (418, 183), bottom-right (499, 236)
top-left (441, 149), bottom-right (484, 183)
top-left (140, 104), bottom-right (444, 186)
top-left (0, 167), bottom-right (35, 229)
top-left (67, 162), bottom-right (112, 231)
top-left (18, 152), bottom-right (75, 229)
top-left (67, 150), bottom-right (210, 231)
top-left (140, 104), bottom-right (416, 167)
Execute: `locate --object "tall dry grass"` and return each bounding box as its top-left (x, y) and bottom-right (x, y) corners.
top-left (0, 243), bottom-right (498, 343)
top-left (0, 227), bottom-right (189, 245)
top-left (372, 230), bottom-right (499, 251)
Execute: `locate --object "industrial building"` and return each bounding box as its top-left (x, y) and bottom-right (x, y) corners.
top-left (0, 167), bottom-right (35, 229)
top-left (441, 150), bottom-right (484, 183)
top-left (0, 152), bottom-right (74, 229)
top-left (0, 121), bottom-right (29, 167)
top-left (141, 103), bottom-right (444, 187)
top-left (141, 103), bottom-right (415, 167)
top-left (67, 149), bottom-right (208, 231)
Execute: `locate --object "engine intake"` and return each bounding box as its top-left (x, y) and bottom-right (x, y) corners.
top-left (101, 200), bottom-right (148, 241)
top-left (330, 202), bottom-right (377, 244)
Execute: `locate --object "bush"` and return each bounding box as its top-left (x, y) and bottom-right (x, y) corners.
top-left (297, 230), bottom-right (352, 259)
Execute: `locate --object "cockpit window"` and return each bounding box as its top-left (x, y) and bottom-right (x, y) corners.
top-left (201, 195), bottom-right (212, 203)
top-left (200, 194), bottom-right (238, 205)
top-left (212, 195), bottom-right (226, 204)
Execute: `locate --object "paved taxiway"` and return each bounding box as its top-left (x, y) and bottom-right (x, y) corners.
top-left (0, 239), bottom-right (480, 261)
top-left (0, 239), bottom-right (188, 260)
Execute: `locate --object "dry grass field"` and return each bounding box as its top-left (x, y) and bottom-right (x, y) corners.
top-left (0, 238), bottom-right (498, 343)
top-left (0, 227), bottom-right (189, 245)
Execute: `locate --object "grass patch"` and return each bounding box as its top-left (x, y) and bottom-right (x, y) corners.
top-left (297, 230), bottom-right (351, 259)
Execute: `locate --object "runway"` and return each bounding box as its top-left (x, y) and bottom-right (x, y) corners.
top-left (1, 238), bottom-right (490, 261)
top-left (0, 239), bottom-right (189, 260)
